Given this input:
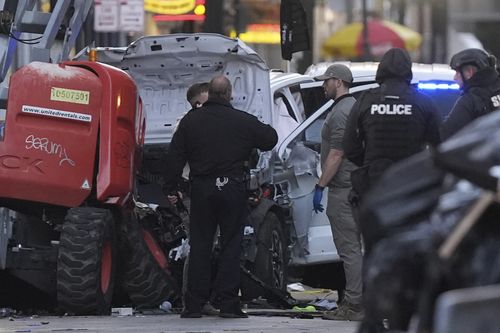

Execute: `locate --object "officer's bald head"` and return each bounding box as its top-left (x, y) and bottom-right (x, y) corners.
top-left (209, 75), bottom-right (232, 102)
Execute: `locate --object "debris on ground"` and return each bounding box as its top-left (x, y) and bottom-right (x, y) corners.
top-left (111, 307), bottom-right (133, 316)
top-left (0, 308), bottom-right (15, 318)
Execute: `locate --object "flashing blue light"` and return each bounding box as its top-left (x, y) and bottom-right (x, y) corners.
top-left (418, 82), bottom-right (460, 90)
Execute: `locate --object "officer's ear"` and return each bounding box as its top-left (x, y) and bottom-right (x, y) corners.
top-left (488, 54), bottom-right (497, 68)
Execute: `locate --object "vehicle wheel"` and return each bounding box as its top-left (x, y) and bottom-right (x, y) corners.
top-left (57, 207), bottom-right (116, 315)
top-left (241, 212), bottom-right (288, 301)
top-left (121, 213), bottom-right (179, 309)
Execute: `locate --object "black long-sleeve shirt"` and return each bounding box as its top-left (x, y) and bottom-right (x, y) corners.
top-left (440, 67), bottom-right (500, 140)
top-left (163, 97), bottom-right (278, 192)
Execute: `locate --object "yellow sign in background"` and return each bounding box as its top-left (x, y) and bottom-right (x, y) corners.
top-left (144, 0), bottom-right (196, 15)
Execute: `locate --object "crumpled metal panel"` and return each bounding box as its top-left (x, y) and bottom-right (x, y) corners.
top-left (285, 142), bottom-right (319, 177)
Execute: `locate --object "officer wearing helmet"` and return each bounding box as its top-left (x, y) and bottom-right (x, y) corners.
top-left (342, 47), bottom-right (441, 332)
top-left (441, 48), bottom-right (500, 140)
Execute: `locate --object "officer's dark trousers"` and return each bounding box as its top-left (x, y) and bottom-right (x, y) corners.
top-left (184, 177), bottom-right (247, 313)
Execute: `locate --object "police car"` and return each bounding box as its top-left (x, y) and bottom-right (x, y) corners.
top-left (305, 61), bottom-right (459, 120)
top-left (74, 36), bottom-right (460, 300)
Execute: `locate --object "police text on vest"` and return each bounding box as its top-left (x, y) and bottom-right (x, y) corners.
top-left (371, 104), bottom-right (413, 115)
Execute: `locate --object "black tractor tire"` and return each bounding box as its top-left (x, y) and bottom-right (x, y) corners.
top-left (121, 213), bottom-right (179, 309)
top-left (241, 211), bottom-right (288, 302)
top-left (57, 207), bottom-right (116, 315)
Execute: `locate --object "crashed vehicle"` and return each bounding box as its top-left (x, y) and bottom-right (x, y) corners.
top-left (73, 35), bottom-right (319, 303)
top-left (74, 37), bottom-right (462, 304)
top-left (271, 62), bottom-right (460, 287)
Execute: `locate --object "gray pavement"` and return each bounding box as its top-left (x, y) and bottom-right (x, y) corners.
top-left (0, 287), bottom-right (356, 332)
top-left (0, 313), bottom-right (359, 333)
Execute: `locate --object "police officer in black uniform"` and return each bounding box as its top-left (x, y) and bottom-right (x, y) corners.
top-left (342, 48), bottom-right (441, 333)
top-left (441, 48), bottom-right (500, 140)
top-left (164, 75), bottom-right (278, 319)
top-left (342, 47), bottom-right (441, 250)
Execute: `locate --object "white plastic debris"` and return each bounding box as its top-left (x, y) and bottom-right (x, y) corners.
top-left (169, 238), bottom-right (190, 261)
top-left (287, 282), bottom-right (306, 292)
top-left (159, 301), bottom-right (172, 313)
top-left (111, 307), bottom-right (133, 316)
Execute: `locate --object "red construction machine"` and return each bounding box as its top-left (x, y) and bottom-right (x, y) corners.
top-left (0, 1), bottom-right (180, 314)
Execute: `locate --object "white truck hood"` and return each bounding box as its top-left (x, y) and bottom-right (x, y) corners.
top-left (76, 33), bottom-right (272, 146)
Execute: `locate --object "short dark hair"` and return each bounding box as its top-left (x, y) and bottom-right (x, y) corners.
top-left (186, 82), bottom-right (209, 107)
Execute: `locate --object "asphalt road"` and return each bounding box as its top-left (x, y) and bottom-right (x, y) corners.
top-left (0, 312), bottom-right (359, 333)
top-left (0, 284), bottom-right (356, 332)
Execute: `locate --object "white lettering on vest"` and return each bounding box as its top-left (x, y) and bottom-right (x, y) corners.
top-left (370, 104), bottom-right (413, 115)
top-left (491, 94), bottom-right (500, 108)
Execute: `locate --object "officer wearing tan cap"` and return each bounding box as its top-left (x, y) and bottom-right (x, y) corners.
top-left (313, 64), bottom-right (364, 321)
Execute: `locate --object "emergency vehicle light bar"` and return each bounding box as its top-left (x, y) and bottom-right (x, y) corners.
top-left (418, 82), bottom-right (460, 90)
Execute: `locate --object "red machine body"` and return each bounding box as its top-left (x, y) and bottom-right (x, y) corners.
top-left (0, 2), bottom-right (172, 315)
top-left (0, 61), bottom-right (143, 207)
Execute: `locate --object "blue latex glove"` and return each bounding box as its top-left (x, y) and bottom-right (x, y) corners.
top-left (313, 185), bottom-right (324, 213)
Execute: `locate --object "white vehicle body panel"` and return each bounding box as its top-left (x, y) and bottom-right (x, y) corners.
top-left (120, 34), bottom-right (272, 145)
top-left (75, 34), bottom-right (273, 146)
top-left (269, 71), bottom-right (314, 146)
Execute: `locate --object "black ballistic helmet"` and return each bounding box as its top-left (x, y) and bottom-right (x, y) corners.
top-left (450, 48), bottom-right (496, 71)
